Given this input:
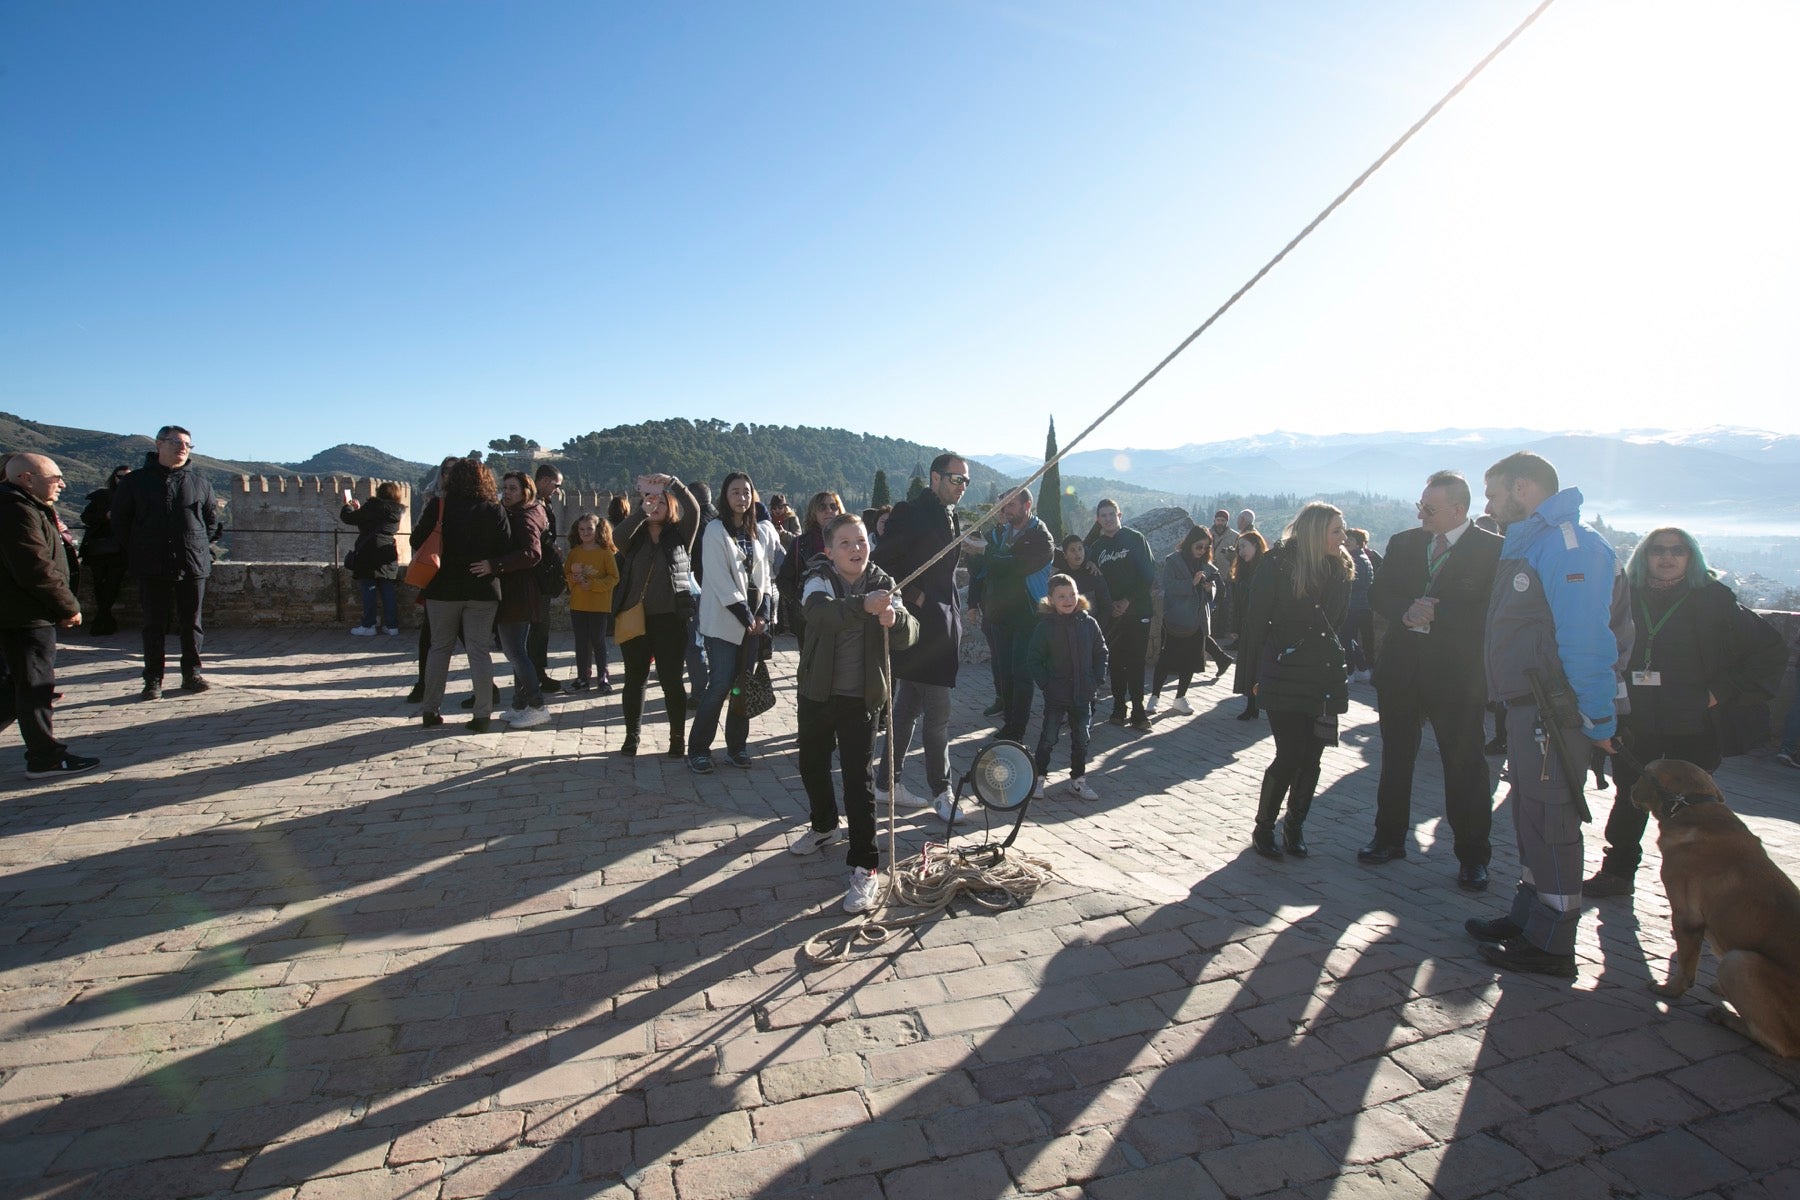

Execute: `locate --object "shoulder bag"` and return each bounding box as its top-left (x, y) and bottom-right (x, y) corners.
top-left (404, 499), bottom-right (444, 588)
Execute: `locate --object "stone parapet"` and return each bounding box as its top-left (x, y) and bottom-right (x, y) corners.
top-left (228, 475), bottom-right (413, 566)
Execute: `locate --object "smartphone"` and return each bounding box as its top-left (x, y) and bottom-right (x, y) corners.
top-left (342, 488), bottom-right (353, 504)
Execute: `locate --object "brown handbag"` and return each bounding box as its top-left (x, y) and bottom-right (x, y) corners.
top-left (404, 499), bottom-right (444, 588)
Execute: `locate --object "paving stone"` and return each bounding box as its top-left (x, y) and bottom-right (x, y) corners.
top-left (881, 1150), bottom-right (1013, 1200)
top-left (1004, 1127), bottom-right (1130, 1192)
top-left (1201, 1129), bottom-right (1337, 1196)
top-left (1398, 1132), bottom-right (1535, 1200)
top-left (1087, 1156), bottom-right (1224, 1200)
top-left (1601, 1128), bottom-right (1744, 1198)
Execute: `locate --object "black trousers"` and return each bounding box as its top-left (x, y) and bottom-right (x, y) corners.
top-left (798, 694), bottom-right (878, 870)
top-left (1258, 709), bottom-right (1328, 829)
top-left (1371, 688), bottom-right (1493, 866)
top-left (527, 621), bottom-right (553, 682)
top-left (0, 626), bottom-right (64, 769)
top-left (139, 576), bottom-right (205, 683)
top-left (620, 611), bottom-right (688, 738)
top-left (1108, 614), bottom-right (1150, 715)
top-left (1598, 729), bottom-right (1721, 877)
top-left (87, 557), bottom-right (128, 628)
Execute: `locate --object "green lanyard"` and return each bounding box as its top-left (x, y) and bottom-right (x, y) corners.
top-left (1636, 591), bottom-right (1689, 672)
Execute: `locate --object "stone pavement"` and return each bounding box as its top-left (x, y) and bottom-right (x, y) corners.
top-left (3, 629), bottom-right (1798, 1200)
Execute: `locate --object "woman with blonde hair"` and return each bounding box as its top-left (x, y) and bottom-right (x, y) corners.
top-left (1234, 502), bottom-right (1353, 859)
top-left (612, 473), bottom-right (700, 756)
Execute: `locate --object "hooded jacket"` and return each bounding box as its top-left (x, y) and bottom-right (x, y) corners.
top-left (1027, 602), bottom-right (1109, 706)
top-left (1483, 487), bottom-right (1633, 740)
top-left (797, 558), bottom-right (918, 710)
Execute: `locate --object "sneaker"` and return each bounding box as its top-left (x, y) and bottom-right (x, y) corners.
top-left (933, 791), bottom-right (961, 823)
top-left (1583, 871), bottom-right (1633, 897)
top-left (1129, 714), bottom-right (1153, 732)
top-left (1105, 713), bottom-right (1126, 727)
top-left (350, 625), bottom-right (378, 637)
top-left (570, 678), bottom-right (591, 692)
top-left (688, 753), bottom-right (714, 774)
top-left (983, 698), bottom-right (1006, 717)
top-left (539, 677), bottom-right (564, 694)
top-left (875, 782), bottom-right (929, 810)
top-left (1069, 777), bottom-right (1099, 801)
top-left (597, 678), bottom-right (614, 694)
top-left (508, 706), bottom-right (551, 729)
top-left (26, 753), bottom-right (100, 779)
top-left (180, 675), bottom-right (212, 694)
top-left (1028, 777), bottom-right (1044, 800)
top-left (1170, 696), bottom-right (1193, 716)
top-left (843, 867), bottom-right (884, 914)
top-left (927, 788), bottom-right (954, 814)
top-left (141, 681), bottom-right (163, 701)
top-left (789, 826), bottom-right (842, 856)
top-left (383, 627), bottom-right (401, 637)
top-left (421, 711), bottom-right (443, 728)
top-left (726, 750), bottom-right (753, 769)
top-left (1776, 750), bottom-right (1799, 769)
top-left (1146, 696), bottom-right (1161, 714)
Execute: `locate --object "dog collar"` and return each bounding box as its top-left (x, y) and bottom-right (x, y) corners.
top-left (1662, 792), bottom-right (1720, 819)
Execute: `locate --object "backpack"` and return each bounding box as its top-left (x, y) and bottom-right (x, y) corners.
top-left (534, 511), bottom-right (567, 599)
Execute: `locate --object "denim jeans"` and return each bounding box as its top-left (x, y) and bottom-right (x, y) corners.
top-left (877, 679), bottom-right (952, 796)
top-left (687, 635), bottom-right (750, 756)
top-left (496, 621), bottom-right (544, 708)
top-left (359, 580), bottom-right (398, 630)
top-left (1034, 697), bottom-right (1092, 778)
top-left (571, 611), bottom-right (610, 683)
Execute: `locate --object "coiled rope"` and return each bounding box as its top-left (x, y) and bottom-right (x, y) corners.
top-left (800, 0), bottom-right (1559, 964)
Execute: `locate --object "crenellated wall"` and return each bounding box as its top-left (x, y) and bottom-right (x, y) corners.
top-left (228, 475), bottom-right (413, 565)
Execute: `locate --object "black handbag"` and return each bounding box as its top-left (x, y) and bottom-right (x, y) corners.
top-left (730, 657), bottom-right (776, 720)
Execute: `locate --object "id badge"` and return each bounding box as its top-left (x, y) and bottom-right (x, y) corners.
top-left (1631, 670), bottom-right (1662, 687)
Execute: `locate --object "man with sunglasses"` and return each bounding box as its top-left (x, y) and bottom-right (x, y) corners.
top-left (112, 425), bottom-right (225, 700)
top-left (872, 453), bottom-right (971, 820)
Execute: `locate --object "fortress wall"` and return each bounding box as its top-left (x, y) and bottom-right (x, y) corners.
top-left (227, 475), bottom-right (413, 565)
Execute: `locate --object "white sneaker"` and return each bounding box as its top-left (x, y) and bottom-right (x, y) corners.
top-left (508, 705), bottom-right (551, 729)
top-left (1170, 696), bottom-right (1193, 715)
top-left (1029, 777), bottom-right (1045, 800)
top-left (383, 627), bottom-right (401, 637)
top-left (875, 782), bottom-right (930, 810)
top-left (933, 791), bottom-right (960, 823)
top-left (844, 867), bottom-right (884, 914)
top-left (789, 826), bottom-right (842, 856)
top-left (928, 789), bottom-right (954, 815)
top-left (350, 625), bottom-right (377, 636)
top-left (1146, 696), bottom-right (1161, 714)
top-left (1069, 778), bottom-right (1100, 801)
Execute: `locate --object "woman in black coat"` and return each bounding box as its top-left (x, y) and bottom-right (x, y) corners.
top-left (612, 474), bottom-right (699, 757)
top-left (340, 482), bottom-right (405, 636)
top-left (1229, 531), bottom-right (1269, 720)
top-left (78, 465), bottom-right (133, 635)
top-left (1234, 504), bottom-right (1352, 859)
top-left (411, 459), bottom-right (512, 732)
top-left (1586, 527), bottom-right (1783, 896)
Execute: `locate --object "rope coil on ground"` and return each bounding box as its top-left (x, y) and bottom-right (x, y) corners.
top-left (801, 842), bottom-right (1057, 965)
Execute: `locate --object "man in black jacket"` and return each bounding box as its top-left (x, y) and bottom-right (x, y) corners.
top-left (872, 453), bottom-right (969, 818)
top-left (1, 453), bottom-right (99, 776)
top-left (112, 426), bottom-right (224, 700)
top-left (1359, 470), bottom-right (1503, 889)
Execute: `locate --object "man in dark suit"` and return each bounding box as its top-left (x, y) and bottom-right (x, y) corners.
top-left (1358, 470), bottom-right (1503, 890)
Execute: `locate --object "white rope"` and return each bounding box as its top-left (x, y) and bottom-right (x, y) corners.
top-left (803, 0), bottom-right (1560, 963)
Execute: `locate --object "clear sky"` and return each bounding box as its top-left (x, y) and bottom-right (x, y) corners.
top-left (4, 0), bottom-right (1796, 466)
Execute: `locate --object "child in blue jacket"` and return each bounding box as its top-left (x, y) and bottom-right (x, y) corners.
top-left (1027, 574), bottom-right (1109, 800)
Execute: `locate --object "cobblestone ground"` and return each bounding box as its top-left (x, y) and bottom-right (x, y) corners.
top-left (3, 629), bottom-right (1798, 1200)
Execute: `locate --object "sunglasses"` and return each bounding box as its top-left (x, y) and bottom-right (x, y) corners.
top-left (1646, 543), bottom-right (1689, 557)
top-left (943, 473), bottom-right (971, 486)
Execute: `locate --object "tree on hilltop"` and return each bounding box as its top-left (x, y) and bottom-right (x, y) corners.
top-left (871, 470), bottom-right (892, 508)
top-left (1037, 417), bottom-right (1064, 541)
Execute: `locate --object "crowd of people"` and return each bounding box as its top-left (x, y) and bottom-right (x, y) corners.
top-left (3, 439), bottom-right (1796, 943)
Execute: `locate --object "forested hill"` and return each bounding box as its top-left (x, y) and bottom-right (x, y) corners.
top-left (553, 419), bottom-right (1013, 506)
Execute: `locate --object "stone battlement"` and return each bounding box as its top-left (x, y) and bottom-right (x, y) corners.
top-left (227, 474), bottom-right (413, 564)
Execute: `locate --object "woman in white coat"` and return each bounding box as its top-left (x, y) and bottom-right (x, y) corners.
top-left (687, 472), bottom-right (775, 773)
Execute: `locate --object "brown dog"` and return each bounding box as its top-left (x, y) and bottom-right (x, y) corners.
top-left (1633, 757), bottom-right (1800, 1057)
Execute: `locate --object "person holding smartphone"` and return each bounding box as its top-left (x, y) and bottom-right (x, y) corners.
top-left (340, 482), bottom-right (405, 636)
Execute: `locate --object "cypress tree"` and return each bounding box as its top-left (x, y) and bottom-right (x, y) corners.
top-left (1037, 417), bottom-right (1064, 540)
top-left (871, 469), bottom-right (892, 508)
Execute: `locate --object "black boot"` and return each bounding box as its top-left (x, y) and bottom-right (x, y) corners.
top-left (1283, 786), bottom-right (1314, 857)
top-left (1252, 773), bottom-right (1285, 859)
top-left (1237, 698), bottom-right (1259, 721)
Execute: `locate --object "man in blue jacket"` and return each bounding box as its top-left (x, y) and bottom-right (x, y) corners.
top-left (1467, 451), bottom-right (1632, 978)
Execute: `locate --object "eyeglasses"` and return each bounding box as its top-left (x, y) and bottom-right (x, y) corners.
top-left (1415, 503), bottom-right (1438, 518)
top-left (1646, 543), bottom-right (1689, 557)
top-left (943, 474), bottom-right (970, 487)
top-left (161, 439), bottom-right (194, 451)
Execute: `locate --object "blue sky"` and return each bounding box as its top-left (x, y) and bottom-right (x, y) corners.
top-left (4, 1), bottom-right (1796, 466)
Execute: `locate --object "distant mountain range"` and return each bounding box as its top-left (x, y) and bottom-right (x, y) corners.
top-left (975, 427), bottom-right (1800, 532)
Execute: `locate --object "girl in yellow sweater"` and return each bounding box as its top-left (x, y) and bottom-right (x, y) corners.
top-left (564, 514), bottom-right (621, 692)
